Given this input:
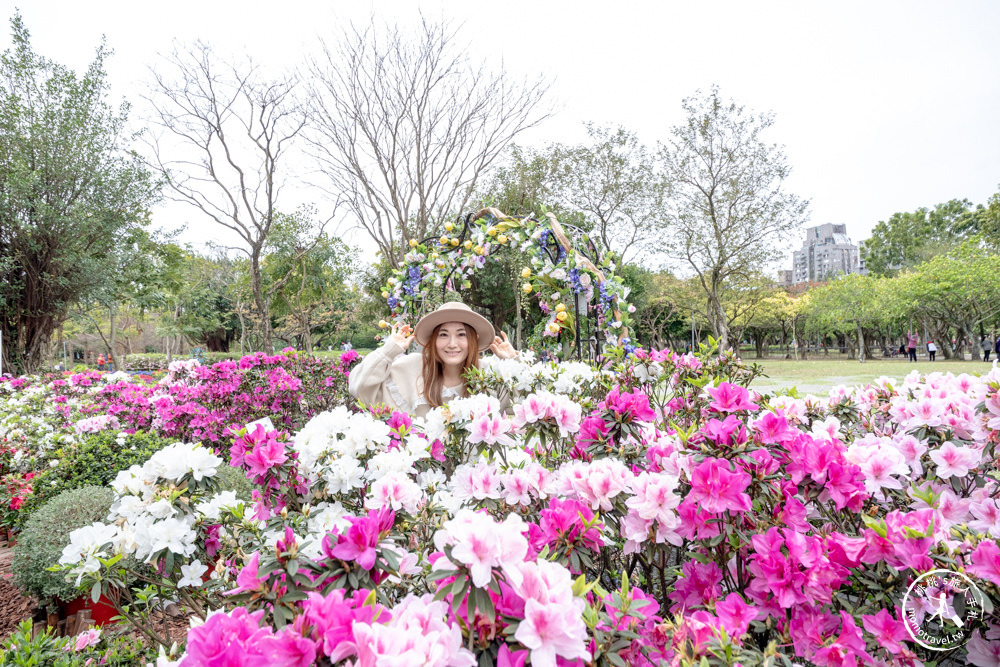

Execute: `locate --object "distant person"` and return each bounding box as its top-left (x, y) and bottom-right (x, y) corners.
top-left (926, 340), bottom-right (937, 361)
top-left (907, 331), bottom-right (918, 362)
top-left (983, 336), bottom-right (993, 362)
top-left (96, 353), bottom-right (106, 371)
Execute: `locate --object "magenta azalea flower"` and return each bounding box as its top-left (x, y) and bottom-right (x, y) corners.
top-left (180, 607), bottom-right (271, 666)
top-left (706, 382), bottom-right (758, 413)
top-left (687, 458), bottom-right (752, 513)
top-left (330, 512), bottom-right (383, 570)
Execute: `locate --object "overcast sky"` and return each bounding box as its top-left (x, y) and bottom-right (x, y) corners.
top-left (4, 0), bottom-right (999, 264)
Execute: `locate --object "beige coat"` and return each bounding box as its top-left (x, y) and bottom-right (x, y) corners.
top-left (348, 341), bottom-right (464, 418)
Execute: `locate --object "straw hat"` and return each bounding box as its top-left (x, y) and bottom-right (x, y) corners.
top-left (414, 302), bottom-right (495, 352)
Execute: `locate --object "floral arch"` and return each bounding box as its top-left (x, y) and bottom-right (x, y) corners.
top-left (380, 208), bottom-right (633, 359)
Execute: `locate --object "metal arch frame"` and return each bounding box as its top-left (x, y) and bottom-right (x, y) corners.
top-left (415, 212), bottom-right (607, 362)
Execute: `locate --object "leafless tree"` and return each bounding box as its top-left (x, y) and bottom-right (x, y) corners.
top-left (305, 16), bottom-right (553, 267)
top-left (144, 41), bottom-right (311, 352)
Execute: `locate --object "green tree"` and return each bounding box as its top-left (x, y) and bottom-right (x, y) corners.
top-left (72, 226), bottom-right (170, 368)
top-left (657, 86), bottom-right (809, 351)
top-left (0, 15), bottom-right (158, 373)
top-left (265, 210), bottom-right (358, 352)
top-left (157, 248), bottom-right (240, 356)
top-left (980, 186), bottom-right (1000, 250)
top-left (805, 274), bottom-right (902, 362)
top-left (897, 244), bottom-right (1000, 360)
top-left (863, 199), bottom-right (982, 276)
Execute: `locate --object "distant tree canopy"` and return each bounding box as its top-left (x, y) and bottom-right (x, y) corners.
top-left (863, 198), bottom-right (984, 276)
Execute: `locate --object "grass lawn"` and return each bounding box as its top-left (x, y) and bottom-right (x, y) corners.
top-left (749, 355), bottom-right (994, 395)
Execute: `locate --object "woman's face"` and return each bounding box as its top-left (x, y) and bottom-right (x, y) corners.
top-left (435, 322), bottom-right (470, 370)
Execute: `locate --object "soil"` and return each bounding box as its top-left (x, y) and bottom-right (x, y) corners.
top-left (0, 534), bottom-right (191, 648)
top-left (0, 534), bottom-right (40, 640)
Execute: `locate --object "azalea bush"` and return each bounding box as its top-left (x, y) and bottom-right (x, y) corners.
top-left (46, 342), bottom-right (1000, 666)
top-left (0, 350), bottom-right (361, 530)
top-left (12, 485), bottom-right (117, 611)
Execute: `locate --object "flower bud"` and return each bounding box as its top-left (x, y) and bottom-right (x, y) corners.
top-left (522, 283), bottom-right (533, 294)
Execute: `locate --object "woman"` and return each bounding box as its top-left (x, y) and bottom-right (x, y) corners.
top-left (348, 301), bottom-right (518, 417)
top-left (926, 339), bottom-right (937, 361)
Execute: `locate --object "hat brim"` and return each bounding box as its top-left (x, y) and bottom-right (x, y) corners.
top-left (414, 307), bottom-right (495, 352)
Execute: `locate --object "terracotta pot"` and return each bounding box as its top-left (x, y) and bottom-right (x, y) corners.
top-left (6, 528), bottom-right (17, 547)
top-left (60, 594), bottom-right (119, 627)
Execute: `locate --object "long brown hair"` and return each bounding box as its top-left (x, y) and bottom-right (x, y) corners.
top-left (421, 323), bottom-right (480, 408)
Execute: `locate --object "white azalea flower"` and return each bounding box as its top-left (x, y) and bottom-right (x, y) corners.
top-left (177, 560), bottom-right (208, 588)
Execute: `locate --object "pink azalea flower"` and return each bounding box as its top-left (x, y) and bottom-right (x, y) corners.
top-left (687, 458), bottom-right (752, 513)
top-left (966, 627), bottom-right (1000, 667)
top-left (301, 589), bottom-right (385, 662)
top-left (706, 382), bottom-right (758, 413)
top-left (753, 411), bottom-right (794, 444)
top-left (669, 560), bottom-right (722, 610)
top-left (497, 644), bottom-right (528, 667)
top-left (967, 540), bottom-right (1000, 587)
top-left (702, 415), bottom-right (748, 447)
top-left (861, 608), bottom-right (908, 654)
top-left (67, 628), bottom-right (101, 651)
top-left (929, 441), bottom-right (980, 478)
top-left (468, 413), bottom-right (514, 447)
top-left (261, 625), bottom-right (317, 667)
top-left (224, 552), bottom-right (266, 596)
top-left (515, 599), bottom-right (591, 667)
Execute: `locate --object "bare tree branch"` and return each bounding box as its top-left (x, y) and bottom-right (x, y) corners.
top-left (303, 16), bottom-right (554, 267)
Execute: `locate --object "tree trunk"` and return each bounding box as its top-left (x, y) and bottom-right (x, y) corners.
top-left (515, 276), bottom-right (522, 351)
top-left (930, 324), bottom-right (954, 360)
top-left (250, 249), bottom-right (272, 353)
top-left (794, 317), bottom-right (805, 360)
top-left (856, 322), bottom-right (866, 363)
top-left (964, 323), bottom-right (980, 361)
top-left (709, 296), bottom-right (730, 352)
top-left (108, 307), bottom-right (119, 371)
top-left (301, 314), bottom-right (312, 352)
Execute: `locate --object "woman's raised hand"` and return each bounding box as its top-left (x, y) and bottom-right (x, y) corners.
top-left (490, 332), bottom-right (519, 360)
top-left (389, 323), bottom-right (415, 349)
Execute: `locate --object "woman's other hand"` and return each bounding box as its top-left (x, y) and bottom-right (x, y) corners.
top-left (390, 323), bottom-right (415, 349)
top-left (490, 332), bottom-right (518, 359)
